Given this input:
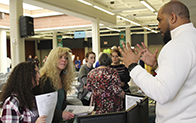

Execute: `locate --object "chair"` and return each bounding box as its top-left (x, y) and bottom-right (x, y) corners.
top-left (0, 74), bottom-right (6, 79)
top-left (0, 78), bottom-right (5, 85)
top-left (0, 82), bottom-right (6, 90)
top-left (75, 72), bottom-right (79, 77)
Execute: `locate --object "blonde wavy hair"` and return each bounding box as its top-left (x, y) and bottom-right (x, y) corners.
top-left (40, 47), bottom-right (75, 92)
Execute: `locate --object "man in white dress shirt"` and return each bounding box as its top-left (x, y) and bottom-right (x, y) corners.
top-left (119, 1), bottom-right (196, 123)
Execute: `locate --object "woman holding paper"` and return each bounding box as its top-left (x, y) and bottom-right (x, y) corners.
top-left (87, 53), bottom-right (124, 114)
top-left (38, 47), bottom-right (75, 123)
top-left (0, 61), bottom-right (46, 123)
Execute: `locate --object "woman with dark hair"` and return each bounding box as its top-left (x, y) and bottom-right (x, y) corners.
top-left (78, 51), bottom-right (96, 106)
top-left (0, 61), bottom-right (46, 123)
top-left (37, 47), bottom-right (75, 123)
top-left (110, 49), bottom-right (131, 93)
top-left (87, 53), bottom-right (124, 114)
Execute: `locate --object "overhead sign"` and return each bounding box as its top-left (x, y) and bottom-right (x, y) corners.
top-left (119, 31), bottom-right (126, 48)
top-left (74, 31), bottom-right (86, 38)
top-left (57, 35), bottom-right (63, 47)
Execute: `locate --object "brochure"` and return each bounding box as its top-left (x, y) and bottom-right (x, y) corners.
top-left (64, 105), bottom-right (94, 116)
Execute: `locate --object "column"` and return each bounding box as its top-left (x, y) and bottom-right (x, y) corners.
top-left (9, 0), bottom-right (25, 68)
top-left (84, 37), bottom-right (88, 55)
top-left (53, 32), bottom-right (57, 49)
top-left (126, 26), bottom-right (131, 46)
top-left (0, 29), bottom-right (7, 73)
top-left (144, 29), bottom-right (148, 47)
top-left (92, 18), bottom-right (100, 63)
top-left (34, 40), bottom-right (41, 66)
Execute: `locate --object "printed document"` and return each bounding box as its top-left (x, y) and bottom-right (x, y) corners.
top-left (125, 95), bottom-right (143, 110)
top-left (64, 105), bottom-right (94, 116)
top-left (35, 91), bottom-right (57, 123)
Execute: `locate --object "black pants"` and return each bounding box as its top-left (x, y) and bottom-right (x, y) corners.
top-left (76, 68), bottom-right (80, 71)
top-left (81, 99), bottom-right (90, 106)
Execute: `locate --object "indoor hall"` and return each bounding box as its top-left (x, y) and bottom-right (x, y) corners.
top-left (0, 0), bottom-right (196, 123)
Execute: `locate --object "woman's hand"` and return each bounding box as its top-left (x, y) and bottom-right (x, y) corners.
top-left (62, 111), bottom-right (75, 120)
top-left (35, 115), bottom-right (47, 123)
top-left (121, 82), bottom-right (125, 87)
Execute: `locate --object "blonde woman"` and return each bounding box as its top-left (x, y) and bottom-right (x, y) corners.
top-left (38, 47), bottom-right (75, 123)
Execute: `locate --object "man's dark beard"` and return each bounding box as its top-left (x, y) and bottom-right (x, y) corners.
top-left (163, 30), bottom-right (171, 44)
top-left (162, 26), bottom-right (171, 44)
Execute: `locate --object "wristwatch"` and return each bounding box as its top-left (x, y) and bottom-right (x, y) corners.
top-left (128, 63), bottom-right (138, 72)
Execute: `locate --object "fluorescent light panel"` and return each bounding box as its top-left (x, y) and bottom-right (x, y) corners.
top-left (94, 6), bottom-right (114, 15)
top-left (77, 0), bottom-right (92, 6)
top-left (77, 0), bottom-right (114, 15)
top-left (106, 27), bottom-right (121, 32)
top-left (140, 0), bottom-right (155, 12)
top-left (76, 1), bottom-right (158, 34)
top-left (143, 27), bottom-right (151, 31)
top-left (117, 16), bottom-right (141, 26)
top-left (151, 30), bottom-right (157, 33)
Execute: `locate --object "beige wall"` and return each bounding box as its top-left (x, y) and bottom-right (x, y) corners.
top-left (34, 15), bottom-right (91, 29)
top-left (0, 13), bottom-right (9, 27)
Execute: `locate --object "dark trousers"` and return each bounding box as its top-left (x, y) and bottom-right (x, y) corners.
top-left (81, 99), bottom-right (90, 106)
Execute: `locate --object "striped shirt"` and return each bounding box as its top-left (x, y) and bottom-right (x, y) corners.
top-left (110, 64), bottom-right (131, 92)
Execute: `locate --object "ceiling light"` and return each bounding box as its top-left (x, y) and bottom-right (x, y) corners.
top-left (117, 16), bottom-right (141, 26)
top-left (140, 0), bottom-right (155, 12)
top-left (77, 0), bottom-right (92, 6)
top-left (151, 30), bottom-right (157, 33)
top-left (143, 27), bottom-right (151, 31)
top-left (106, 27), bottom-right (121, 32)
top-left (77, 0), bottom-right (114, 15)
top-left (94, 6), bottom-right (114, 15)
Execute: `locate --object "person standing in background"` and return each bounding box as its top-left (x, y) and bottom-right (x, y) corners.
top-left (42, 55), bottom-right (48, 64)
top-left (95, 52), bottom-right (103, 68)
top-left (34, 55), bottom-right (40, 68)
top-left (75, 55), bottom-right (81, 71)
top-left (78, 52), bottom-right (96, 106)
top-left (27, 55), bottom-right (33, 62)
top-left (6, 55), bottom-right (12, 72)
top-left (87, 53), bottom-right (124, 114)
top-left (110, 49), bottom-right (131, 93)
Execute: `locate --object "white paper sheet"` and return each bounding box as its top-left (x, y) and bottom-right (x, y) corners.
top-left (64, 105), bottom-right (94, 116)
top-left (125, 95), bottom-right (143, 110)
top-left (35, 91), bottom-right (57, 123)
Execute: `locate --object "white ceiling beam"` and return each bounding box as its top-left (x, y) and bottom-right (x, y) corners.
top-left (111, 7), bottom-right (148, 13)
top-left (24, 0), bottom-right (116, 25)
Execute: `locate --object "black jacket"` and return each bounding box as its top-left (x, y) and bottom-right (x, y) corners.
top-left (34, 76), bottom-right (67, 123)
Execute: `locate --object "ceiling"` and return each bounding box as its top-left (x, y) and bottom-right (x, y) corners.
top-left (6, 0), bottom-right (196, 39)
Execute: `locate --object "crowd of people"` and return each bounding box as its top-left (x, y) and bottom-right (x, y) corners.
top-left (27, 55), bottom-right (40, 68)
top-left (1, 1), bottom-right (196, 123)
